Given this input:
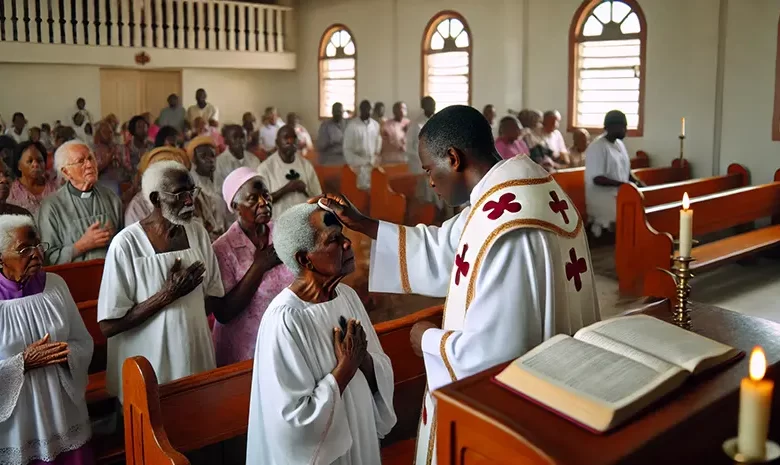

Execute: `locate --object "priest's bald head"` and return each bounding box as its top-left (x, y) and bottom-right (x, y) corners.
top-left (418, 105), bottom-right (501, 207)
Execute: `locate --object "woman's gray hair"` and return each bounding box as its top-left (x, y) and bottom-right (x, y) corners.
top-left (54, 140), bottom-right (90, 181)
top-left (273, 203), bottom-right (320, 275)
top-left (141, 160), bottom-right (190, 204)
top-left (0, 214), bottom-right (35, 255)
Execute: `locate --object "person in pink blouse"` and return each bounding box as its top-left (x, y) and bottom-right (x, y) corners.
top-left (379, 101), bottom-right (410, 164)
top-left (7, 141), bottom-right (58, 215)
top-left (210, 167), bottom-right (295, 366)
top-left (494, 116), bottom-right (530, 160)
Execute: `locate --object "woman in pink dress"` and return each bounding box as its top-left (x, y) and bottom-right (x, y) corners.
top-left (494, 116), bottom-right (530, 160)
top-left (7, 141), bottom-right (58, 215)
top-left (210, 167), bottom-right (295, 366)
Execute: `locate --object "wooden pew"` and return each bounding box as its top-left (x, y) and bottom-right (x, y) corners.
top-left (340, 165), bottom-right (370, 214)
top-left (45, 258), bottom-right (104, 303)
top-left (121, 305), bottom-right (444, 465)
top-left (631, 150), bottom-right (650, 169)
top-left (615, 163), bottom-right (750, 295)
top-left (633, 158), bottom-right (690, 185)
top-left (313, 163), bottom-right (344, 194)
top-left (370, 168), bottom-right (437, 226)
top-left (623, 172), bottom-right (780, 300)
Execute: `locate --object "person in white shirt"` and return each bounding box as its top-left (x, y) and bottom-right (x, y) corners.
top-left (584, 110), bottom-right (645, 238)
top-left (259, 107), bottom-right (285, 154)
top-left (214, 125), bottom-right (261, 193)
top-left (257, 125), bottom-right (322, 219)
top-left (186, 88), bottom-right (219, 126)
top-left (75, 97), bottom-right (94, 125)
top-left (343, 100), bottom-right (381, 190)
top-left (286, 112), bottom-right (313, 156)
top-left (5, 113), bottom-right (28, 144)
top-left (542, 110), bottom-right (570, 166)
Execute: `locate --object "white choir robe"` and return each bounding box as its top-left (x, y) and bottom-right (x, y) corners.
top-left (369, 155), bottom-right (601, 465)
top-left (246, 284), bottom-right (396, 465)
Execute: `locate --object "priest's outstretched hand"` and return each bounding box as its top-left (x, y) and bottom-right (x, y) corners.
top-left (332, 318), bottom-right (368, 394)
top-left (410, 320), bottom-right (438, 358)
top-left (308, 193), bottom-right (379, 239)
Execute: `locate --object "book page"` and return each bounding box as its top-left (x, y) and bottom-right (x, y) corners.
top-left (577, 315), bottom-right (738, 374)
top-left (518, 335), bottom-right (681, 408)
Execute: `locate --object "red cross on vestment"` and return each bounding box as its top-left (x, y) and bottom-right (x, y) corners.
top-left (549, 191), bottom-right (570, 224)
top-left (454, 244), bottom-right (470, 286)
top-left (483, 192), bottom-right (522, 220)
top-left (565, 248), bottom-right (587, 292)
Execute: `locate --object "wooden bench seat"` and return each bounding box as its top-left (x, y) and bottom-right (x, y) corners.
top-left (340, 165), bottom-right (369, 213)
top-left (623, 172), bottom-right (780, 299)
top-left (121, 305), bottom-right (444, 465)
top-left (45, 258), bottom-right (105, 303)
top-left (616, 163), bottom-right (750, 295)
top-left (371, 167), bottom-right (436, 226)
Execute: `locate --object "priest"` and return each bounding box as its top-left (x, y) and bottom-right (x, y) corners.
top-left (314, 105), bottom-right (601, 465)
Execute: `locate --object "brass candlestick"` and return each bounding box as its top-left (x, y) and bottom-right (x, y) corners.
top-left (658, 255), bottom-right (695, 330)
top-left (679, 134), bottom-right (686, 162)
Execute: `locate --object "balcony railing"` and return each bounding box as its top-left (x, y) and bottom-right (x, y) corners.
top-left (0, 0), bottom-right (290, 52)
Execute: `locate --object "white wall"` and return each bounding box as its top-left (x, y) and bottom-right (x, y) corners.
top-left (0, 64), bottom-right (298, 128)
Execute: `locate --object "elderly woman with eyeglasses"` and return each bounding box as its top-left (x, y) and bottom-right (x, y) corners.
top-left (209, 167), bottom-right (294, 366)
top-left (245, 202), bottom-right (395, 465)
top-left (0, 214), bottom-right (95, 465)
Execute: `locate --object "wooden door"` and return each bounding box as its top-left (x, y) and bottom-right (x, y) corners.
top-left (100, 69), bottom-right (143, 123)
top-left (140, 71), bottom-right (182, 119)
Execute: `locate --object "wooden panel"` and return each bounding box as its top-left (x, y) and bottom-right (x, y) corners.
top-left (45, 258), bottom-right (105, 303)
top-left (313, 162), bottom-right (343, 193)
top-left (141, 70), bottom-right (182, 116)
top-left (633, 163), bottom-right (690, 186)
top-left (639, 164), bottom-right (747, 207)
top-left (371, 168), bottom-right (406, 225)
top-left (630, 151), bottom-right (650, 169)
top-left (341, 165), bottom-right (369, 213)
top-left (100, 68), bottom-right (143, 123)
top-left (552, 167), bottom-right (587, 220)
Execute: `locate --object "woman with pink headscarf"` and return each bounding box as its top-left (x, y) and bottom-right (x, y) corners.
top-left (210, 167), bottom-right (295, 366)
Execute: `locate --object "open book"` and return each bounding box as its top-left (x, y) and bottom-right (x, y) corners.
top-left (493, 315), bottom-right (741, 433)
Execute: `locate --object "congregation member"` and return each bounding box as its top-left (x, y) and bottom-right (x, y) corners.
top-left (246, 202), bottom-right (396, 465)
top-left (0, 159), bottom-right (31, 215)
top-left (259, 106), bottom-right (284, 154)
top-left (28, 127), bottom-right (42, 145)
top-left (143, 112), bottom-right (160, 142)
top-left (98, 160), bottom-right (224, 401)
top-left (39, 141), bottom-right (122, 265)
top-left (343, 100), bottom-right (381, 190)
top-left (406, 96), bottom-right (439, 204)
top-left (494, 116), bottom-right (530, 160)
top-left (127, 115), bottom-right (154, 171)
top-left (215, 125), bottom-right (261, 193)
top-left (39, 123), bottom-right (53, 152)
top-left (75, 97), bottom-right (94, 124)
top-left (0, 136), bottom-right (16, 171)
top-left (316, 102), bottom-right (347, 165)
top-left (0, 214), bottom-right (95, 465)
top-left (211, 167), bottom-right (293, 366)
top-left (242, 111), bottom-right (257, 139)
top-left (519, 109), bottom-right (557, 172)
top-left (585, 110), bottom-right (645, 239)
top-left (317, 105), bottom-right (599, 465)
top-left (158, 94), bottom-right (186, 132)
top-left (372, 101), bottom-right (386, 124)
top-left (154, 125), bottom-right (182, 148)
top-left (187, 136), bottom-right (229, 239)
top-left (72, 112), bottom-right (90, 145)
top-left (125, 146), bottom-right (191, 225)
top-left (483, 104), bottom-right (498, 138)
top-left (542, 110), bottom-right (570, 165)
top-left (379, 101), bottom-right (409, 164)
top-left (569, 128), bottom-right (590, 167)
top-left (8, 141), bottom-right (57, 214)
top-left (258, 125), bottom-right (322, 218)
top-left (287, 112), bottom-right (314, 155)
top-left (93, 121), bottom-right (132, 196)
top-left (187, 88), bottom-right (219, 126)
top-left (5, 113), bottom-right (28, 144)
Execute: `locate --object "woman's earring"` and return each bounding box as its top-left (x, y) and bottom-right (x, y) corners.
top-left (306, 262), bottom-right (314, 271)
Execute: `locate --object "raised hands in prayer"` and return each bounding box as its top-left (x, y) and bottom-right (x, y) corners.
top-left (23, 334), bottom-right (69, 372)
top-left (162, 258), bottom-right (205, 302)
top-left (332, 318), bottom-right (368, 393)
top-left (74, 221), bottom-right (113, 256)
top-left (253, 243), bottom-right (281, 273)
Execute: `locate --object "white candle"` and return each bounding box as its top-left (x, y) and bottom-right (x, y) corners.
top-left (738, 347), bottom-right (774, 461)
top-left (679, 193), bottom-right (693, 257)
top-left (681, 117), bottom-right (686, 137)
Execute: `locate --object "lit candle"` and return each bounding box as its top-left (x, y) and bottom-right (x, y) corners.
top-left (681, 117), bottom-right (686, 137)
top-left (679, 193), bottom-right (693, 257)
top-left (738, 347), bottom-right (774, 461)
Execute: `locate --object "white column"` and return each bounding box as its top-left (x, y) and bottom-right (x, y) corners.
top-left (85, 0), bottom-right (94, 44)
top-left (142, 0), bottom-right (150, 47)
top-left (73, 0), bottom-right (83, 43)
top-left (236, 3), bottom-right (244, 51)
top-left (246, 4), bottom-right (256, 52)
top-left (43, 0), bottom-right (52, 43)
top-left (176, 0), bottom-right (183, 48)
top-left (120, 0), bottom-right (129, 46)
top-left (275, 8), bottom-right (283, 52)
top-left (29, 0), bottom-right (40, 42)
top-left (205, 0), bottom-right (213, 50)
top-left (62, 0), bottom-right (73, 43)
top-left (164, 0), bottom-right (172, 47)
top-left (185, 0), bottom-right (193, 48)
top-left (256, 4), bottom-right (265, 52)
top-left (99, 0), bottom-right (108, 45)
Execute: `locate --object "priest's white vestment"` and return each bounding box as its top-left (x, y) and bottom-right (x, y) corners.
top-left (246, 284), bottom-right (396, 465)
top-left (368, 155), bottom-right (601, 465)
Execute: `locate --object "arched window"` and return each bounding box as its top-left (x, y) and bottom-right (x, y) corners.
top-left (569, 0), bottom-right (647, 136)
top-left (319, 25), bottom-right (356, 118)
top-left (422, 11), bottom-right (472, 110)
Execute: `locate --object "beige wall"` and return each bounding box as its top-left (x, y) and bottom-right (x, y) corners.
top-left (0, 65), bottom-right (298, 128)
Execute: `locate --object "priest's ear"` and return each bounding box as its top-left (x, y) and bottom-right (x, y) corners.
top-left (446, 147), bottom-right (466, 172)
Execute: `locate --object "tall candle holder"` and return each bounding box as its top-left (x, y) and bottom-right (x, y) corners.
top-left (679, 134), bottom-right (686, 162)
top-left (658, 255), bottom-right (696, 330)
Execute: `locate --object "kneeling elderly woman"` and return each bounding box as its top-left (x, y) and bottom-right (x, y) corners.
top-left (0, 214), bottom-right (94, 464)
top-left (246, 203), bottom-right (396, 465)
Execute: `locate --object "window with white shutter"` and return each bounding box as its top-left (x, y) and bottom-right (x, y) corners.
top-left (319, 25), bottom-right (356, 119)
top-left (423, 12), bottom-right (472, 110)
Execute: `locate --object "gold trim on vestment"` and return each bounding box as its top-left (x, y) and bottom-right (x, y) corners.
top-left (426, 413), bottom-right (438, 465)
top-left (465, 217), bottom-right (583, 310)
top-left (440, 331), bottom-right (457, 382)
top-left (399, 225), bottom-right (412, 293)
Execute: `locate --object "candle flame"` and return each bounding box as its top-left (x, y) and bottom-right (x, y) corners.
top-left (750, 346), bottom-right (767, 381)
top-left (682, 193), bottom-right (690, 210)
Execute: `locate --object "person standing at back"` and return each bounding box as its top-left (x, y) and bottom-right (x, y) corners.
top-left (158, 94), bottom-right (186, 133)
top-left (187, 88), bottom-right (219, 127)
top-left (584, 110), bottom-right (645, 240)
top-left (343, 100), bottom-right (381, 190)
top-left (316, 103), bottom-right (347, 165)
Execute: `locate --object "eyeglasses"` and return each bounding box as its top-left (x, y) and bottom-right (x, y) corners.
top-left (160, 187), bottom-right (201, 202)
top-left (66, 154), bottom-right (97, 167)
top-left (13, 242), bottom-right (50, 258)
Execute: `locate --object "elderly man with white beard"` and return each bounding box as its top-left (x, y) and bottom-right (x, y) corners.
top-left (97, 160), bottom-right (224, 402)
